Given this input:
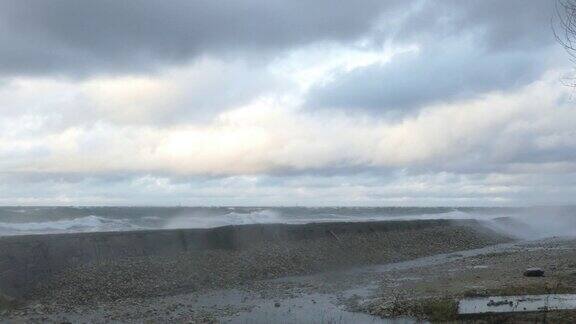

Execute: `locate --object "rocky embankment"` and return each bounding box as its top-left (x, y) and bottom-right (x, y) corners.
top-left (22, 220), bottom-right (512, 307)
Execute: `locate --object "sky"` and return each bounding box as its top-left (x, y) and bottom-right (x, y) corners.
top-left (0, 0), bottom-right (575, 206)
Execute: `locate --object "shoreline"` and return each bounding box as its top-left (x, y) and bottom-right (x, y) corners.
top-left (0, 218), bottom-right (500, 298)
top-left (8, 237), bottom-right (576, 323)
top-left (0, 218), bottom-right (515, 322)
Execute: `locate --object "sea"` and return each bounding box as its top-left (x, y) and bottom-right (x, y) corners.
top-left (0, 206), bottom-right (574, 238)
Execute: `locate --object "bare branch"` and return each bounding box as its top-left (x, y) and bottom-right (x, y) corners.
top-left (554, 0), bottom-right (576, 86)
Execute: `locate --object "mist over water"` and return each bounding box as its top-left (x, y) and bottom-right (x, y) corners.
top-left (0, 206), bottom-right (574, 239)
top-left (481, 207), bottom-right (576, 240)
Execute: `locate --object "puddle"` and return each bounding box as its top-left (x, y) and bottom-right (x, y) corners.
top-left (459, 294), bottom-right (576, 314)
top-left (176, 286), bottom-right (397, 323)
top-left (223, 292), bottom-right (397, 323)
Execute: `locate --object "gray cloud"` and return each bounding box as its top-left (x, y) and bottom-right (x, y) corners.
top-left (2, 169), bottom-right (576, 206)
top-left (307, 44), bottom-right (551, 112)
top-left (0, 0), bottom-right (403, 77)
top-left (0, 0), bottom-right (558, 80)
top-left (307, 0), bottom-right (561, 112)
top-left (0, 0), bottom-right (574, 207)
top-left (394, 0), bottom-right (557, 52)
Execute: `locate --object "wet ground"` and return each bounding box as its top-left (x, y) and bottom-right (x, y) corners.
top-left (5, 237), bottom-right (576, 323)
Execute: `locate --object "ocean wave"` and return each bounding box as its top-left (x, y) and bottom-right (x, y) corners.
top-left (382, 210), bottom-right (483, 221)
top-left (0, 207), bottom-right (527, 236)
top-left (0, 215), bottom-right (141, 236)
top-left (164, 209), bottom-right (284, 229)
top-left (162, 209), bottom-right (483, 229)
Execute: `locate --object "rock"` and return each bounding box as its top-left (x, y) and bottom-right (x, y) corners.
top-left (523, 267), bottom-right (544, 277)
top-left (487, 299), bottom-right (513, 307)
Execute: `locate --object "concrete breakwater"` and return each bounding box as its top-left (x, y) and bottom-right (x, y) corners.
top-left (0, 219), bottom-right (499, 299)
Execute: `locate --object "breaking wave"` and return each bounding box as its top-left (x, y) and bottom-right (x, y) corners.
top-left (163, 209), bottom-right (478, 229)
top-left (0, 206), bottom-right (574, 239)
top-left (0, 215), bottom-right (141, 236)
top-left (164, 209), bottom-right (284, 229)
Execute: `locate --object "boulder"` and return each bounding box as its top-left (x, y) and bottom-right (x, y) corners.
top-left (523, 267), bottom-right (544, 277)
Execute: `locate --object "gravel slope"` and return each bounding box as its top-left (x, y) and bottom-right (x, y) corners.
top-left (28, 222), bottom-right (512, 306)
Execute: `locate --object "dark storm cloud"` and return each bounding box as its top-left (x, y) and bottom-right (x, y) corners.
top-left (0, 0), bottom-right (403, 77)
top-left (307, 0), bottom-right (560, 112)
